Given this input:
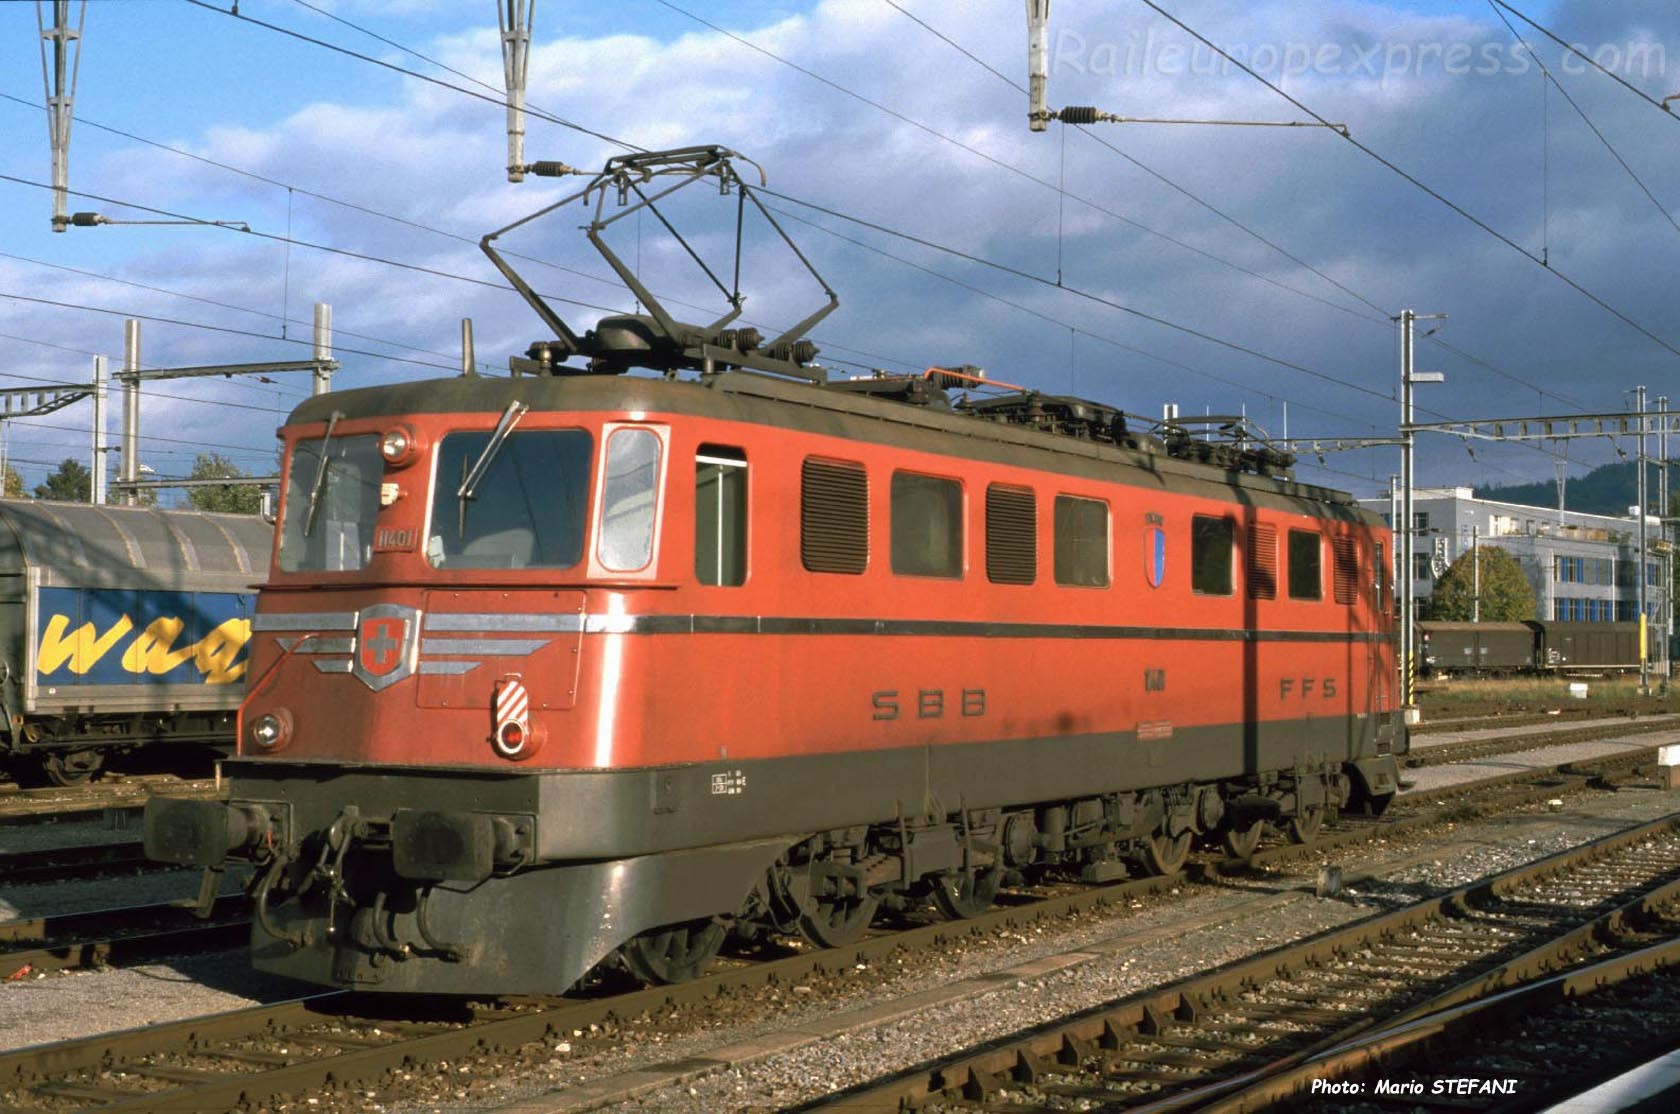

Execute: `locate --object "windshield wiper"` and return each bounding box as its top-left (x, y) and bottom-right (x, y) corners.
top-left (457, 400), bottom-right (529, 530)
top-left (302, 411), bottom-right (344, 538)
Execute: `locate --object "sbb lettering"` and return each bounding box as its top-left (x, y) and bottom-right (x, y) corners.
top-left (872, 687), bottom-right (988, 721)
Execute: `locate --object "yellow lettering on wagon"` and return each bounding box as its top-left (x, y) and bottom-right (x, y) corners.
top-left (193, 617), bottom-right (253, 685)
top-left (36, 614), bottom-right (134, 675)
top-left (120, 617), bottom-right (198, 675)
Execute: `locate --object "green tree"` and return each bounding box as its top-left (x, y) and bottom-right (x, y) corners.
top-left (1427, 545), bottom-right (1535, 621)
top-left (2, 464), bottom-right (22, 498)
top-left (33, 458), bottom-right (90, 502)
top-left (185, 453), bottom-right (261, 515)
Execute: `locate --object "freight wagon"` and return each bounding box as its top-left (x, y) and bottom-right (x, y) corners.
top-left (0, 499), bottom-right (271, 785)
top-left (1416, 619), bottom-right (1644, 677)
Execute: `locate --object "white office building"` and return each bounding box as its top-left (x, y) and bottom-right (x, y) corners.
top-left (1358, 487), bottom-right (1672, 646)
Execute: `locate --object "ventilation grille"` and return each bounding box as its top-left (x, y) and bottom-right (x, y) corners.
top-left (1247, 523), bottom-right (1278, 600)
top-left (1333, 535), bottom-right (1359, 604)
top-left (986, 485), bottom-right (1037, 585)
top-left (801, 458), bottom-right (868, 574)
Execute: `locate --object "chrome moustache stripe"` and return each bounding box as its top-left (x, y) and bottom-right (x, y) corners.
top-left (254, 609), bottom-right (1389, 673)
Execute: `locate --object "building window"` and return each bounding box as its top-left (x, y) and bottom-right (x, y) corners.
top-left (801, 458), bottom-right (868, 574)
top-left (1191, 515), bottom-right (1233, 596)
top-left (1287, 529), bottom-right (1321, 601)
top-left (985, 484), bottom-right (1037, 585)
top-left (1413, 553), bottom-right (1433, 582)
top-left (891, 471), bottom-right (963, 578)
top-left (1053, 495), bottom-right (1109, 587)
top-left (1247, 524), bottom-right (1278, 600)
top-left (1412, 511), bottom-right (1429, 533)
top-left (695, 447), bottom-right (747, 587)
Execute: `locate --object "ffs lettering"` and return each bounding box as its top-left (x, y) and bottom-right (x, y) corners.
top-left (1279, 676), bottom-right (1338, 699)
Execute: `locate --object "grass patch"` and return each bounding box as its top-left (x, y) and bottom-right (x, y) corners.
top-left (1424, 676), bottom-right (1644, 704)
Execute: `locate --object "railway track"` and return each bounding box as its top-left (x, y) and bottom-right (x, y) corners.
top-left (0, 777), bottom-right (218, 829)
top-left (0, 734), bottom-right (1657, 988)
top-left (0, 841), bottom-right (167, 887)
top-left (0, 895), bottom-right (249, 980)
top-left (1209, 942), bottom-right (1680, 1112)
top-left (1403, 712), bottom-right (1680, 768)
top-left (0, 739), bottom-right (1667, 1111)
top-left (807, 810), bottom-right (1680, 1112)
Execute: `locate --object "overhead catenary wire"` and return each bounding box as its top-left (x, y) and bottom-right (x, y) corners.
top-left (768, 202), bottom-right (1368, 428)
top-left (181, 0), bottom-right (633, 152)
top-left (1486, 0), bottom-right (1680, 243)
top-left (1489, 1), bottom-right (1680, 123)
top-left (761, 185), bottom-right (1394, 406)
top-left (0, 97), bottom-right (922, 378)
top-left (0, 249), bottom-right (461, 381)
top-left (187, 0), bottom-right (1512, 439)
top-left (649, 0), bottom-right (1397, 330)
top-left (53, 1), bottom-right (1593, 484)
top-left (1132, 0), bottom-right (1680, 363)
top-left (879, 0), bottom-right (1593, 414)
top-left (2, 137), bottom-right (1374, 430)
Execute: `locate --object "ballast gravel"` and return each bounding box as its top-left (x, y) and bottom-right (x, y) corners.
top-left (351, 786), bottom-right (1680, 1114)
top-left (3, 754), bottom-right (1676, 1110)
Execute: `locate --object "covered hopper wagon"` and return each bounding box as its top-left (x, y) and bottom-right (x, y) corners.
top-left (0, 499), bottom-right (271, 786)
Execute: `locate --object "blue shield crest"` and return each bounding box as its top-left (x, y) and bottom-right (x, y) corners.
top-left (1145, 527), bottom-right (1166, 588)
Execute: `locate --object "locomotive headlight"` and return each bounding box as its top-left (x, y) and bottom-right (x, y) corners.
top-left (379, 425), bottom-right (417, 467)
top-left (249, 709), bottom-right (292, 751)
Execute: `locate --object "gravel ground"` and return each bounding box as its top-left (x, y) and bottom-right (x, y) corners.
top-left (1399, 731), bottom-right (1680, 794)
top-left (0, 811), bottom-right (145, 855)
top-left (326, 787), bottom-right (1680, 1114)
top-left (0, 809), bottom-right (250, 924)
top-left (0, 950), bottom-right (315, 1052)
top-left (3, 764), bottom-right (1675, 1111)
top-left (1406, 713), bottom-right (1680, 752)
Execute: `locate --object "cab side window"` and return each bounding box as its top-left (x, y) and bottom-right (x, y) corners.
top-left (696, 446), bottom-right (746, 586)
top-left (1191, 514), bottom-right (1234, 596)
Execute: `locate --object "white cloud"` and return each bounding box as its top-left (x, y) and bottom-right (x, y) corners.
top-left (1, 0), bottom-right (1677, 495)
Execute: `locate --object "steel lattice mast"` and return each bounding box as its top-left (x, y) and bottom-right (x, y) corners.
top-left (38, 0), bottom-right (86, 232)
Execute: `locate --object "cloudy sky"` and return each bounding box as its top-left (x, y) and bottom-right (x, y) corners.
top-left (1, 0), bottom-right (1676, 502)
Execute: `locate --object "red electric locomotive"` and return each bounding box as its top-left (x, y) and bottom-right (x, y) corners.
top-left (145, 148), bottom-right (1404, 996)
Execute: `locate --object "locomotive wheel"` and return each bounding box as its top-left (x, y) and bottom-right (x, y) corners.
top-left (618, 918), bottom-right (727, 985)
top-left (797, 892), bottom-right (878, 948)
top-left (1356, 792), bottom-right (1395, 818)
top-left (1287, 806), bottom-right (1326, 845)
top-left (930, 864), bottom-right (1004, 920)
top-left (18, 749), bottom-right (104, 788)
top-left (1140, 831), bottom-right (1192, 876)
top-left (771, 856), bottom-right (880, 949)
top-left (1221, 820), bottom-right (1268, 860)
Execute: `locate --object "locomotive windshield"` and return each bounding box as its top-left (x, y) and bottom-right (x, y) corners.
top-left (278, 434), bottom-right (383, 573)
top-left (427, 430), bottom-right (593, 569)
